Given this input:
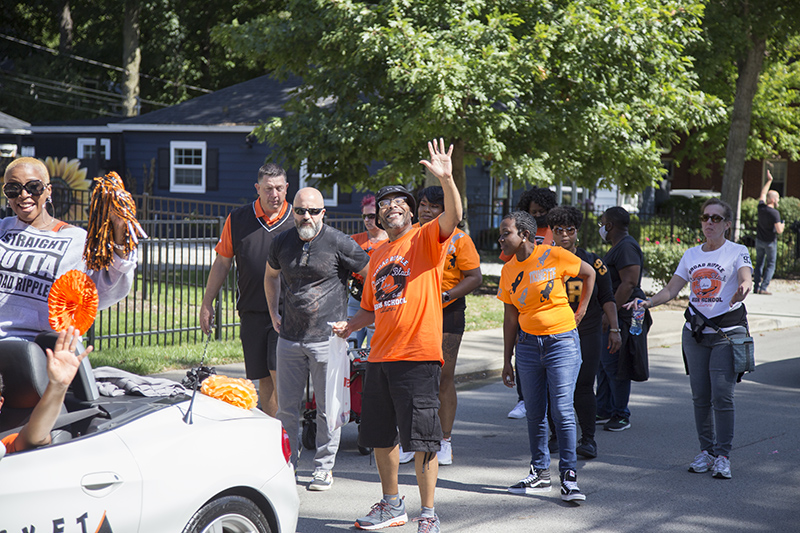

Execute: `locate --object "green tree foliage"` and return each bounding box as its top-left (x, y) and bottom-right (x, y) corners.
top-left (213, 0), bottom-right (720, 195)
top-left (0, 0), bottom-right (273, 120)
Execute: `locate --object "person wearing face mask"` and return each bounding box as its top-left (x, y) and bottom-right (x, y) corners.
top-left (546, 206), bottom-right (621, 459)
top-left (347, 195), bottom-right (389, 348)
top-left (503, 187), bottom-right (557, 420)
top-left (595, 206), bottom-right (647, 432)
top-left (0, 158), bottom-right (136, 341)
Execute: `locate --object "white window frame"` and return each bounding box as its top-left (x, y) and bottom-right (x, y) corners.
top-left (299, 159), bottom-right (338, 207)
top-left (763, 159), bottom-right (787, 197)
top-left (170, 141), bottom-right (206, 194)
top-left (77, 138), bottom-right (111, 160)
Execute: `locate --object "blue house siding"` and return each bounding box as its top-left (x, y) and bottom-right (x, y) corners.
top-left (122, 130), bottom-right (274, 205)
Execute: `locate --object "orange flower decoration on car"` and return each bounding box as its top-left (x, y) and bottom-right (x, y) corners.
top-left (48, 270), bottom-right (98, 333)
top-left (200, 375), bottom-right (258, 410)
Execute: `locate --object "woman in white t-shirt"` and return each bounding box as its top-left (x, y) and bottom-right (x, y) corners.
top-left (628, 198), bottom-right (751, 480)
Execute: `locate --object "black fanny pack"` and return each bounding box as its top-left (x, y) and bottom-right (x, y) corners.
top-left (684, 304), bottom-right (747, 342)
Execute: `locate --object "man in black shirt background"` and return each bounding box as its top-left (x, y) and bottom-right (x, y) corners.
top-left (754, 170), bottom-right (785, 295)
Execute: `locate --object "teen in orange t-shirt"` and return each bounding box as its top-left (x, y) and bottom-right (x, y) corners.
top-left (416, 186), bottom-right (481, 466)
top-left (497, 210), bottom-right (595, 503)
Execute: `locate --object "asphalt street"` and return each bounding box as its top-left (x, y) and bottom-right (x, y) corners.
top-left (156, 275), bottom-right (800, 532)
top-left (292, 325), bottom-right (800, 533)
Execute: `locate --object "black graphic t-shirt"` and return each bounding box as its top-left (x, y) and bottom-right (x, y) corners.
top-left (268, 224), bottom-right (369, 342)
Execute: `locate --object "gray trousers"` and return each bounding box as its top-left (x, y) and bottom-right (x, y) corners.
top-left (276, 337), bottom-right (341, 472)
top-left (681, 327), bottom-right (741, 458)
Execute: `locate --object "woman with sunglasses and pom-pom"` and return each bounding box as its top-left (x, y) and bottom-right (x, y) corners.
top-left (0, 158), bottom-right (136, 341)
top-left (626, 198), bottom-right (752, 480)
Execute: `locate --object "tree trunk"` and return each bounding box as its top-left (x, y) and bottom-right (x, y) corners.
top-left (721, 37), bottom-right (766, 242)
top-left (122, 0), bottom-right (142, 116)
top-left (59, 1), bottom-right (73, 53)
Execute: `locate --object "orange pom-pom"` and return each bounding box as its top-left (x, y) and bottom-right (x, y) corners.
top-left (48, 270), bottom-right (99, 333)
top-left (200, 375), bottom-right (258, 410)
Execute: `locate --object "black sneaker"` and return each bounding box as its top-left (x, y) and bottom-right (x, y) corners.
top-left (576, 437), bottom-right (597, 459)
top-left (595, 414), bottom-right (611, 424)
top-left (560, 469), bottom-right (586, 503)
top-left (604, 415), bottom-right (631, 432)
top-left (508, 465), bottom-right (551, 494)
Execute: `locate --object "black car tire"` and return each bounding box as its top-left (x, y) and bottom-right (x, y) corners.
top-left (183, 494), bottom-right (272, 533)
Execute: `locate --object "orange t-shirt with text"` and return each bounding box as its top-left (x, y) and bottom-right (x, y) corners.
top-left (361, 220), bottom-right (450, 364)
top-left (442, 228), bottom-right (481, 308)
top-left (497, 244), bottom-right (581, 335)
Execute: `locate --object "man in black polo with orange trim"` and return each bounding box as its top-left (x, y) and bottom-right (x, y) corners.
top-left (200, 163), bottom-right (293, 417)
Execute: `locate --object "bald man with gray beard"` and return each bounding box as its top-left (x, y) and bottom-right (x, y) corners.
top-left (265, 187), bottom-right (370, 491)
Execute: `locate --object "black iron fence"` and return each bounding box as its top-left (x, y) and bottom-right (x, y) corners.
top-left (3, 191), bottom-right (797, 350)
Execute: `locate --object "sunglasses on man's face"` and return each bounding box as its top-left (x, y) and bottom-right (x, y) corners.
top-left (700, 214), bottom-right (725, 223)
top-left (294, 207), bottom-right (324, 216)
top-left (3, 180), bottom-right (47, 199)
top-left (362, 213), bottom-right (376, 220)
top-left (378, 197), bottom-right (407, 209)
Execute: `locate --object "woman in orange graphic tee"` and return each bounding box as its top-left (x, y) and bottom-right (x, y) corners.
top-left (416, 186), bottom-right (481, 466)
top-left (348, 194), bottom-right (389, 348)
top-left (497, 210), bottom-right (595, 502)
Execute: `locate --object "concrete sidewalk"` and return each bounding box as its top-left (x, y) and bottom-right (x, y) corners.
top-left (158, 270), bottom-right (800, 385)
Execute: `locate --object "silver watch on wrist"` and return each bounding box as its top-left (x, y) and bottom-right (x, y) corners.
top-left (442, 291), bottom-right (451, 303)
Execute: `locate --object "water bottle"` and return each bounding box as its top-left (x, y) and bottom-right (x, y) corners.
top-left (630, 302), bottom-right (644, 336)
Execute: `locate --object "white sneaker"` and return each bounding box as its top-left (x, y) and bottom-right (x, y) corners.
top-left (437, 439), bottom-right (452, 465)
top-left (508, 400), bottom-right (526, 419)
top-left (398, 445), bottom-right (415, 464)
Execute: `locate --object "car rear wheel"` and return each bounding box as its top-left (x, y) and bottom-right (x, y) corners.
top-left (183, 495), bottom-right (272, 533)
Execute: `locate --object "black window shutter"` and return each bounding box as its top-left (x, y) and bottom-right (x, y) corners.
top-left (158, 148), bottom-right (170, 190)
top-left (207, 148), bottom-right (219, 191)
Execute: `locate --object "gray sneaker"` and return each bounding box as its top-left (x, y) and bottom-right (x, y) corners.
top-left (413, 515), bottom-right (440, 533)
top-left (355, 499), bottom-right (408, 530)
top-left (712, 455), bottom-right (731, 479)
top-left (308, 469), bottom-right (333, 491)
top-left (688, 451), bottom-right (715, 473)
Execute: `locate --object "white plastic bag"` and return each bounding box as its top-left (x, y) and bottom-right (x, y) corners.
top-left (325, 335), bottom-right (351, 433)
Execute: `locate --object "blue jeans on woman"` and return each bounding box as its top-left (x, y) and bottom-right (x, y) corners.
top-left (516, 328), bottom-right (582, 473)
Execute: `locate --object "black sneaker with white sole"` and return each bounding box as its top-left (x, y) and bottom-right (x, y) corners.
top-left (604, 415), bottom-right (631, 432)
top-left (560, 469), bottom-right (586, 503)
top-left (508, 465), bottom-right (551, 494)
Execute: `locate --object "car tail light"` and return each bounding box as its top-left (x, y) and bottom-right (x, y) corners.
top-left (281, 427), bottom-right (291, 463)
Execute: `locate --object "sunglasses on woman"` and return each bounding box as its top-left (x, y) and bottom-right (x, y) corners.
top-left (553, 226), bottom-right (577, 236)
top-left (294, 207), bottom-right (324, 216)
top-left (699, 214), bottom-right (725, 223)
top-left (362, 213), bottom-right (376, 220)
top-left (3, 180), bottom-right (48, 199)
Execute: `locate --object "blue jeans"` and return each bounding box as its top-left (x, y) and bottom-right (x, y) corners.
top-left (516, 328), bottom-right (581, 473)
top-left (681, 327), bottom-right (741, 458)
top-left (596, 329), bottom-right (632, 419)
top-left (754, 238), bottom-right (777, 292)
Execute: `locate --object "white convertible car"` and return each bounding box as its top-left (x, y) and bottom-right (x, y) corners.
top-left (0, 338), bottom-right (299, 533)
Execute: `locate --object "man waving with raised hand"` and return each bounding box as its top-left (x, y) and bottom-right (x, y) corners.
top-left (333, 139), bottom-right (462, 533)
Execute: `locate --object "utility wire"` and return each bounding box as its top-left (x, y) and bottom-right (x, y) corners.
top-left (3, 70), bottom-right (168, 107)
top-left (0, 33), bottom-right (213, 94)
top-left (3, 88), bottom-right (121, 117)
